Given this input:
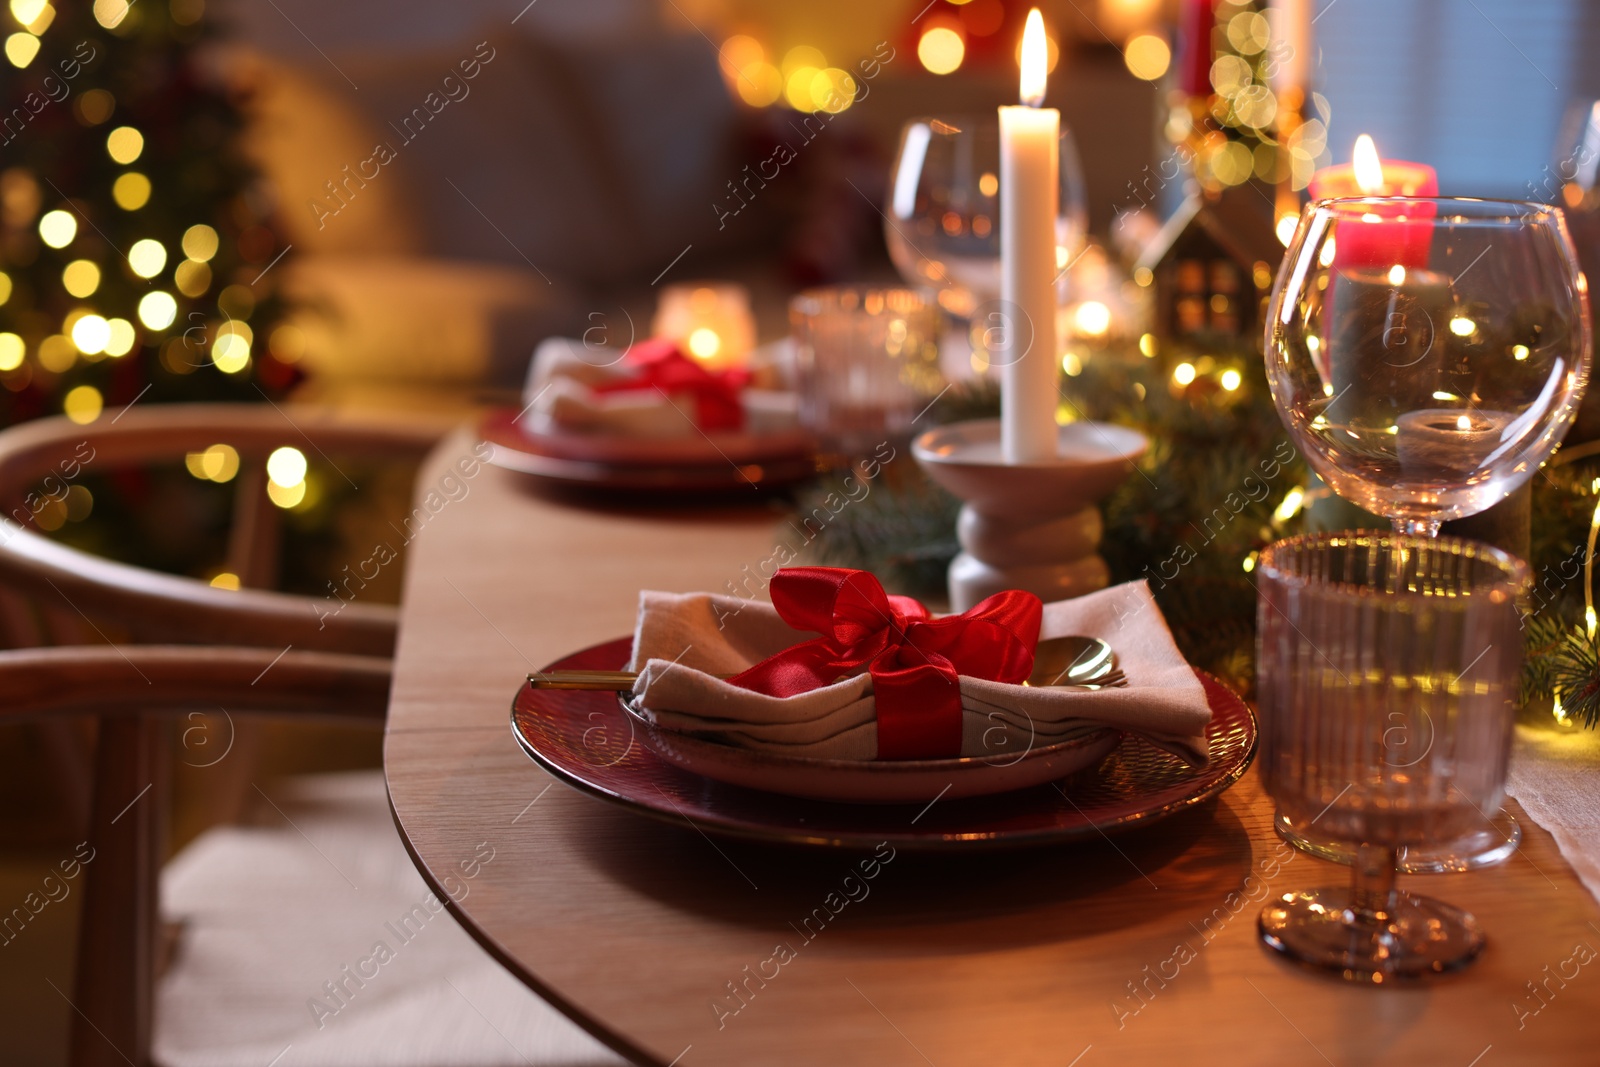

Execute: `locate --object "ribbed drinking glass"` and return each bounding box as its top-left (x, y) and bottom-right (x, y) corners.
top-left (1255, 531), bottom-right (1528, 981)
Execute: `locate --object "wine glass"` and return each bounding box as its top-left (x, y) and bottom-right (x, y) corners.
top-left (1256, 532), bottom-right (1528, 981)
top-left (886, 115), bottom-right (1087, 322)
top-left (1263, 196), bottom-right (1589, 871)
top-left (1266, 197), bottom-right (1590, 536)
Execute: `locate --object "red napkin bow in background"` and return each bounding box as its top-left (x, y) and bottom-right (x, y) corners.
top-left (590, 338), bottom-right (750, 432)
top-left (728, 567), bottom-right (1042, 760)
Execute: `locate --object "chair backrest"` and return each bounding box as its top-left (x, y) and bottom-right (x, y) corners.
top-left (0, 644), bottom-right (393, 1067)
top-left (0, 402), bottom-right (446, 1067)
top-left (0, 403), bottom-right (442, 655)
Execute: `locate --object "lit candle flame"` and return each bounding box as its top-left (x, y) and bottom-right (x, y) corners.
top-left (1352, 134), bottom-right (1384, 194)
top-left (1020, 8), bottom-right (1048, 107)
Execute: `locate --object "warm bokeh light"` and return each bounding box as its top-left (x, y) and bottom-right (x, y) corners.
top-left (1220, 368), bottom-right (1243, 391)
top-left (1123, 34), bottom-right (1170, 81)
top-left (112, 172), bottom-right (151, 210)
top-left (1232, 85), bottom-right (1276, 129)
top-left (38, 209), bottom-right (77, 248)
top-left (128, 238), bottom-right (167, 279)
top-left (686, 328), bottom-right (721, 361)
top-left (719, 36), bottom-right (782, 108)
top-left (92, 0), bottom-right (128, 29)
top-left (918, 27), bottom-right (964, 75)
top-left (186, 443), bottom-right (240, 482)
top-left (266, 446), bottom-right (307, 488)
top-left (810, 67), bottom-right (856, 113)
top-left (62, 260), bottom-right (100, 298)
top-left (106, 126), bottom-right (143, 164)
top-left (270, 324), bottom-right (306, 364)
top-left (181, 223), bottom-right (219, 261)
top-left (978, 172), bottom-right (998, 197)
top-left (783, 65), bottom-right (821, 110)
top-left (1352, 134), bottom-right (1383, 193)
top-left (63, 384), bottom-right (102, 424)
top-left (1275, 214), bottom-right (1297, 247)
top-left (1209, 54), bottom-right (1252, 98)
top-left (1274, 487), bottom-right (1306, 523)
top-left (212, 332), bottom-right (250, 373)
top-left (209, 572), bottom-right (241, 590)
top-left (0, 333), bottom-right (22, 371)
top-left (175, 259), bottom-right (211, 297)
top-left (70, 313), bottom-right (111, 355)
top-left (5, 32), bottom-right (39, 68)
top-left (137, 290), bottom-right (177, 330)
top-left (218, 284), bottom-right (255, 318)
top-left (1072, 301), bottom-right (1111, 337)
top-left (267, 479), bottom-right (307, 509)
top-left (76, 88), bottom-right (113, 125)
top-left (37, 334), bottom-right (74, 372)
top-left (0, 272), bottom-right (10, 305)
top-left (780, 45), bottom-right (826, 80)
top-left (719, 34), bottom-right (764, 77)
top-left (1173, 362), bottom-right (1197, 385)
top-left (104, 317), bottom-right (135, 356)
top-left (1388, 264), bottom-right (1407, 286)
top-left (734, 62), bottom-right (781, 107)
top-left (1209, 141), bottom-right (1254, 186)
top-left (205, 445), bottom-right (239, 482)
top-left (10, 0), bottom-right (49, 26)
top-left (1225, 10), bottom-right (1270, 54)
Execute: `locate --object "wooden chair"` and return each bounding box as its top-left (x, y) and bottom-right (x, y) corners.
top-left (0, 406), bottom-right (611, 1067)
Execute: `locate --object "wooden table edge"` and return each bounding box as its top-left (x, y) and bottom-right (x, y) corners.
top-left (382, 771), bottom-right (667, 1067)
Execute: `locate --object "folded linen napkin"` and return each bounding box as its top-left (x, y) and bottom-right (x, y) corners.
top-left (628, 580), bottom-right (1213, 767)
top-left (522, 337), bottom-right (799, 438)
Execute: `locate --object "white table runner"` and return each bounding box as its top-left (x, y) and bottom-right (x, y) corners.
top-left (1507, 723), bottom-right (1600, 906)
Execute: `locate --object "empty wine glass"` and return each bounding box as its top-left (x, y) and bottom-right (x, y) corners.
top-left (1265, 197), bottom-right (1590, 536)
top-left (886, 115), bottom-right (1087, 321)
top-left (1256, 532), bottom-right (1527, 981)
top-left (1264, 196), bottom-right (1589, 871)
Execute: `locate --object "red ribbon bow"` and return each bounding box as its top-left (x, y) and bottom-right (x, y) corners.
top-left (591, 338), bottom-right (749, 432)
top-left (728, 567), bottom-right (1042, 760)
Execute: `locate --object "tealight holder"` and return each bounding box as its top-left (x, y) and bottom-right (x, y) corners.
top-left (913, 418), bottom-right (1149, 610)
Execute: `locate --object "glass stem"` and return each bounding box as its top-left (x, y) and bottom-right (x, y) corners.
top-left (1394, 517), bottom-right (1441, 538)
top-left (1351, 843), bottom-right (1399, 923)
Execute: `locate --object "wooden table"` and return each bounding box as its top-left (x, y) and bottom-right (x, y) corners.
top-left (385, 429), bottom-right (1600, 1066)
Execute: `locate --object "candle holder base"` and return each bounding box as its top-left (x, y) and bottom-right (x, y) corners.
top-left (912, 418), bottom-right (1149, 611)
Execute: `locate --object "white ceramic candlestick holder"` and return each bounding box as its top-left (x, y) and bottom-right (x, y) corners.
top-left (912, 418), bottom-right (1149, 611)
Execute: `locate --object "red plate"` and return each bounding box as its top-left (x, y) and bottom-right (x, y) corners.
top-left (510, 638), bottom-right (1257, 850)
top-left (479, 409), bottom-right (817, 494)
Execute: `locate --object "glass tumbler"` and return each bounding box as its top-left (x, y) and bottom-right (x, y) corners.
top-left (789, 286), bottom-right (944, 461)
top-left (1255, 532), bottom-right (1528, 981)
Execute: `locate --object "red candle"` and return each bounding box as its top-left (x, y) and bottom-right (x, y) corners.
top-left (1309, 135), bottom-right (1439, 269)
top-left (1179, 0), bottom-right (1217, 98)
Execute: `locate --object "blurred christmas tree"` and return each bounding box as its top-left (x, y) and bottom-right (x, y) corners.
top-left (1167, 0), bottom-right (1329, 198)
top-left (0, 0), bottom-right (342, 584)
top-left (0, 0), bottom-right (295, 431)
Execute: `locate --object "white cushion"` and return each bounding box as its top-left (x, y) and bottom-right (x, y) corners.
top-left (155, 771), bottom-right (622, 1067)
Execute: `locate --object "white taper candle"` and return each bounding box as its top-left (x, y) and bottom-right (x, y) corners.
top-left (998, 9), bottom-right (1060, 463)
